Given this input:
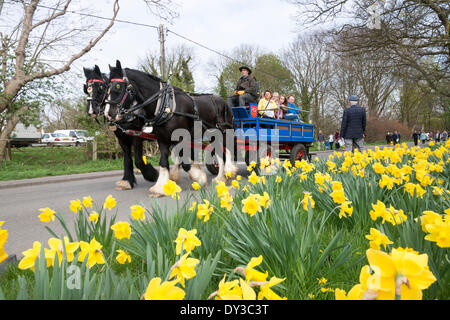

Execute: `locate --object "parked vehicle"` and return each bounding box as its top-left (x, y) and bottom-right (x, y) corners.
top-left (10, 123), bottom-right (41, 147)
top-left (53, 129), bottom-right (93, 145)
top-left (41, 133), bottom-right (77, 146)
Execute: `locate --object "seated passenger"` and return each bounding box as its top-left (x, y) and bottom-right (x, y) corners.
top-left (227, 66), bottom-right (259, 108)
top-left (272, 92), bottom-right (283, 119)
top-left (284, 95), bottom-right (302, 122)
top-left (278, 95), bottom-right (288, 119)
top-left (258, 90), bottom-right (277, 118)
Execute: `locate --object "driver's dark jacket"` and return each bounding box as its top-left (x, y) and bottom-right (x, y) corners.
top-left (234, 75), bottom-right (258, 98)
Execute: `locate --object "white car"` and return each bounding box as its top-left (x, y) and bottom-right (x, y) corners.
top-left (53, 129), bottom-right (92, 145)
top-left (41, 133), bottom-right (77, 146)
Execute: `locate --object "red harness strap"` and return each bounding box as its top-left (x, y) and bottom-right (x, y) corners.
top-left (110, 78), bottom-right (125, 83)
top-left (88, 79), bottom-right (104, 84)
top-left (124, 129), bottom-right (157, 141)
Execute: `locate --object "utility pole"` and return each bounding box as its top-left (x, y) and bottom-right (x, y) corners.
top-left (0, 0), bottom-right (4, 15)
top-left (158, 24), bottom-right (167, 81)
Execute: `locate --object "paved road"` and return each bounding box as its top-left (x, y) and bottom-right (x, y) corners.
top-left (0, 142), bottom-right (413, 259)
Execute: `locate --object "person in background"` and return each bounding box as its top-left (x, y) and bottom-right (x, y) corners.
top-left (257, 90), bottom-right (276, 118)
top-left (328, 133), bottom-right (334, 150)
top-left (334, 130), bottom-right (340, 150)
top-left (386, 131), bottom-right (392, 145)
top-left (317, 130), bottom-right (325, 151)
top-left (420, 131), bottom-right (427, 145)
top-left (435, 130), bottom-right (441, 143)
top-left (340, 95), bottom-right (366, 153)
top-left (441, 131), bottom-right (448, 142)
top-left (392, 130), bottom-right (400, 145)
top-left (412, 130), bottom-right (420, 146)
top-left (428, 131), bottom-right (433, 141)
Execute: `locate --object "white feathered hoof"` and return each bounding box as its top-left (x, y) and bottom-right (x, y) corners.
top-left (148, 168), bottom-right (169, 198)
top-left (188, 164), bottom-right (208, 187)
top-left (213, 175), bottom-right (227, 184)
top-left (115, 180), bottom-right (132, 190)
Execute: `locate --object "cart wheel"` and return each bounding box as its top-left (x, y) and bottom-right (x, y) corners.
top-left (290, 143), bottom-right (307, 165)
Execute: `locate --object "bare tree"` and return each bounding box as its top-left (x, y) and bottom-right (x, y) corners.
top-left (282, 33), bottom-right (332, 126)
top-left (286, 0), bottom-right (450, 98)
top-left (138, 44), bottom-right (196, 91)
top-left (0, 0), bottom-right (177, 162)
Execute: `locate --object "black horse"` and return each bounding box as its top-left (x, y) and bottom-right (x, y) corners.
top-left (104, 60), bottom-right (237, 197)
top-left (83, 65), bottom-right (159, 190)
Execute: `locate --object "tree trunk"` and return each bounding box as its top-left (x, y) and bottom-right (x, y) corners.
top-left (0, 114), bottom-right (19, 162)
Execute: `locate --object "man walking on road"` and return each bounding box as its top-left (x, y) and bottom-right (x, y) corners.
top-left (340, 95), bottom-right (366, 153)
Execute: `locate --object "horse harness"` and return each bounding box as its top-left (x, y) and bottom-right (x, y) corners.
top-left (108, 70), bottom-right (225, 131)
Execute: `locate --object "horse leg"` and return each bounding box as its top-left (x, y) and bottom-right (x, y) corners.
top-left (133, 138), bottom-right (159, 182)
top-left (149, 140), bottom-right (171, 197)
top-left (212, 147), bottom-right (226, 183)
top-left (115, 134), bottom-right (135, 190)
top-left (181, 139), bottom-right (207, 186)
top-left (169, 150), bottom-right (182, 182)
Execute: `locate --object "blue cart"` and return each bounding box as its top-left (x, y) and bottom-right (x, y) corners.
top-left (232, 103), bottom-right (315, 166)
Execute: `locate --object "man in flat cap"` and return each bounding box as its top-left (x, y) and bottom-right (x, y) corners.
top-left (227, 66), bottom-right (259, 108)
top-left (340, 95), bottom-right (366, 153)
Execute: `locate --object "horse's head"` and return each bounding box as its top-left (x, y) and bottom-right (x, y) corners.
top-left (105, 60), bottom-right (136, 122)
top-left (83, 65), bottom-right (108, 118)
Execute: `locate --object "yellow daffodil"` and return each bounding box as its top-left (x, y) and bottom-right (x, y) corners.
top-left (191, 182), bottom-right (201, 190)
top-left (301, 192), bottom-right (315, 211)
top-left (174, 228), bottom-right (202, 255)
top-left (258, 276), bottom-right (287, 300)
top-left (103, 194), bottom-right (116, 211)
top-left (365, 228), bottom-right (393, 250)
top-left (0, 222), bottom-right (8, 263)
top-left (239, 278), bottom-right (256, 300)
top-left (214, 275), bottom-right (242, 300)
top-left (44, 236), bottom-right (79, 267)
top-left (196, 200), bottom-right (214, 222)
top-left (163, 180), bottom-right (182, 200)
top-left (420, 211), bottom-right (443, 232)
top-left (130, 205), bottom-right (145, 221)
top-left (231, 179), bottom-right (240, 189)
top-left (330, 189), bottom-right (346, 205)
top-left (216, 181), bottom-right (229, 199)
top-left (78, 238), bottom-right (105, 269)
top-left (248, 171), bottom-right (260, 185)
top-left (69, 199), bottom-right (82, 213)
top-left (144, 277), bottom-right (185, 300)
top-left (423, 216), bottom-right (450, 248)
top-left (116, 250), bottom-right (131, 264)
top-left (169, 252), bottom-right (200, 287)
top-left (220, 193), bottom-right (233, 212)
top-left (88, 211), bottom-right (99, 223)
top-left (38, 207), bottom-right (56, 223)
top-left (18, 241), bottom-right (42, 271)
top-left (275, 176), bottom-right (282, 183)
top-left (338, 201), bottom-right (353, 219)
top-left (245, 256), bottom-right (268, 282)
top-left (242, 194), bottom-right (262, 217)
top-left (82, 196), bottom-right (93, 208)
top-left (111, 221), bottom-right (132, 240)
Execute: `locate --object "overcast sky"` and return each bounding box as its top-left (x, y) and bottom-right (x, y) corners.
top-left (0, 0), bottom-right (319, 93)
top-left (74, 0), bottom-right (306, 93)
